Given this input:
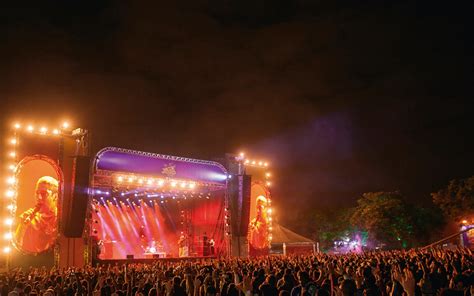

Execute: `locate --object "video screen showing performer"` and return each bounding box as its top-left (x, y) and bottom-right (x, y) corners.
top-left (14, 176), bottom-right (59, 254)
top-left (249, 195), bottom-right (270, 250)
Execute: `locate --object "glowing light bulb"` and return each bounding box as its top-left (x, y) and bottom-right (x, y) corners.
top-left (117, 176), bottom-right (123, 182)
top-left (27, 125), bottom-right (34, 132)
top-left (8, 152), bottom-right (16, 158)
top-left (62, 122), bottom-right (70, 129)
top-left (189, 183), bottom-right (196, 189)
top-left (6, 204), bottom-right (13, 211)
top-left (5, 190), bottom-right (14, 198)
top-left (3, 246), bottom-right (11, 253)
top-left (258, 161), bottom-right (263, 166)
top-left (245, 159), bottom-right (250, 164)
top-left (266, 173), bottom-right (271, 177)
top-left (128, 177), bottom-right (133, 183)
top-left (267, 208), bottom-right (273, 215)
top-left (251, 161), bottom-right (256, 165)
top-left (39, 127), bottom-right (47, 134)
top-left (239, 152), bottom-right (245, 157)
top-left (264, 162), bottom-right (269, 167)
top-left (8, 164), bottom-right (15, 171)
top-left (52, 129), bottom-right (60, 135)
top-left (171, 181), bottom-right (177, 187)
top-left (180, 182), bottom-right (186, 188)
top-left (13, 123), bottom-right (21, 129)
top-left (462, 220), bottom-right (468, 224)
top-left (266, 181), bottom-right (271, 186)
top-left (147, 179), bottom-right (153, 185)
top-left (6, 177), bottom-right (15, 185)
top-left (138, 179), bottom-right (144, 184)
top-left (157, 179), bottom-right (164, 187)
top-left (4, 218), bottom-right (13, 226)
top-left (10, 139), bottom-right (17, 145)
top-left (3, 232), bottom-right (12, 240)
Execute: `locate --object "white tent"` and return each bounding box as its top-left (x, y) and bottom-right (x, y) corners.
top-left (271, 223), bottom-right (317, 255)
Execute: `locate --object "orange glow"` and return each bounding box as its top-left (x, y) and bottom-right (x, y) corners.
top-left (62, 122), bottom-right (70, 129)
top-left (14, 123), bottom-right (21, 129)
top-left (10, 139), bottom-right (17, 145)
top-left (462, 219), bottom-right (468, 224)
top-left (27, 125), bottom-right (34, 132)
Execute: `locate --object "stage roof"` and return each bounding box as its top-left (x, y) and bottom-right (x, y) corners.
top-left (94, 147), bottom-right (228, 186)
top-left (271, 223), bottom-right (314, 244)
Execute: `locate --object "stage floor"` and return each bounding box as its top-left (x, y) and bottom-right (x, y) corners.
top-left (93, 256), bottom-right (218, 265)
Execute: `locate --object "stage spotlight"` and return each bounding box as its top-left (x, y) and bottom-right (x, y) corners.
top-left (52, 129), bottom-right (60, 135)
top-left (62, 122), bottom-right (70, 129)
top-left (39, 127), bottom-right (48, 134)
top-left (10, 139), bottom-right (17, 145)
top-left (3, 246), bottom-right (11, 253)
top-left (13, 123), bottom-right (21, 129)
top-left (27, 125), bottom-right (34, 132)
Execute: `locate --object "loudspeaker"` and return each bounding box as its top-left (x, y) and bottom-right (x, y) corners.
top-left (126, 255), bottom-right (134, 259)
top-left (63, 156), bottom-right (91, 237)
top-left (228, 175), bottom-right (251, 236)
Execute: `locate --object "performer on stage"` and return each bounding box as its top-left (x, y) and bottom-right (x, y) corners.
top-left (178, 234), bottom-right (188, 257)
top-left (209, 238), bottom-right (215, 255)
top-left (14, 176), bottom-right (59, 254)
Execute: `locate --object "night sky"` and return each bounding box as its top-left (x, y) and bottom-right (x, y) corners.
top-left (1, 1), bottom-right (473, 226)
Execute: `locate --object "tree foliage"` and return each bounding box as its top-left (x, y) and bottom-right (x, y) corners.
top-left (350, 191), bottom-right (414, 248)
top-left (432, 176), bottom-right (474, 220)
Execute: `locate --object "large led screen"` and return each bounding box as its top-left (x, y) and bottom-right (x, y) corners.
top-left (13, 157), bottom-right (60, 254)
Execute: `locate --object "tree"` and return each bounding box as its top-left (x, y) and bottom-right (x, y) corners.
top-left (350, 191), bottom-right (414, 248)
top-left (432, 176), bottom-right (474, 220)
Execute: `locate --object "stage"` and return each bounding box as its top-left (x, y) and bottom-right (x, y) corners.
top-left (89, 147), bottom-right (229, 261)
top-left (2, 122), bottom-right (274, 268)
top-left (93, 256), bottom-right (218, 265)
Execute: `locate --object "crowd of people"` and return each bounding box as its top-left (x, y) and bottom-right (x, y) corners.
top-left (0, 248), bottom-right (472, 296)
